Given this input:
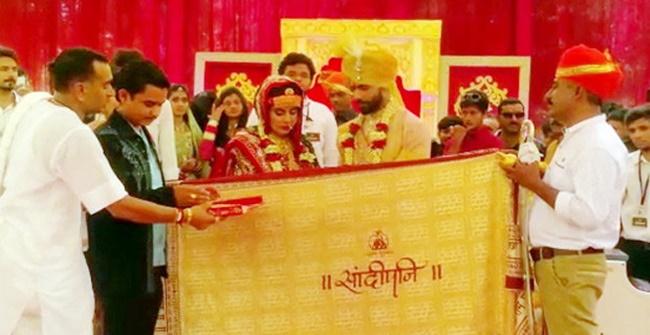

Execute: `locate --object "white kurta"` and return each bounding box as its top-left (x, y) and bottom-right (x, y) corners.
top-left (0, 91), bottom-right (20, 141)
top-left (0, 95), bottom-right (127, 335)
top-left (146, 100), bottom-right (180, 180)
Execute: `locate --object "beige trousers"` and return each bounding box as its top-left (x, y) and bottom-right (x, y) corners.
top-left (534, 253), bottom-right (607, 335)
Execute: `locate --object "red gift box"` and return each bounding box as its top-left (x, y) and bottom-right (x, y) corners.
top-left (208, 196), bottom-right (264, 218)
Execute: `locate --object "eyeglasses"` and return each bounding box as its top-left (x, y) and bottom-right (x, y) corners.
top-left (500, 112), bottom-right (526, 119)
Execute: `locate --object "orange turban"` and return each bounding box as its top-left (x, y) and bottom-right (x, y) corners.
top-left (320, 71), bottom-right (353, 96)
top-left (555, 44), bottom-right (623, 99)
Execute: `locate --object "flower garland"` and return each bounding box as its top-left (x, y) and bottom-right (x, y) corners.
top-left (259, 135), bottom-right (316, 172)
top-left (340, 107), bottom-right (395, 165)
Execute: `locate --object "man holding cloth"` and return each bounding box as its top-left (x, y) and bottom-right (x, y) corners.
top-left (503, 45), bottom-right (626, 334)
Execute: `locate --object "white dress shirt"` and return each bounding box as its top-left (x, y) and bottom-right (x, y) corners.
top-left (146, 100), bottom-right (179, 180)
top-left (621, 150), bottom-right (650, 243)
top-left (0, 91), bottom-right (20, 141)
top-left (0, 96), bottom-right (127, 334)
top-left (528, 114), bottom-right (627, 250)
top-left (247, 97), bottom-right (340, 167)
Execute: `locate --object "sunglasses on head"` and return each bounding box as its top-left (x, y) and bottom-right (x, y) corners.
top-left (461, 92), bottom-right (484, 103)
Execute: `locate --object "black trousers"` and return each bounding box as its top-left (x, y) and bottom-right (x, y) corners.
top-left (618, 238), bottom-right (650, 281)
top-left (99, 267), bottom-right (165, 335)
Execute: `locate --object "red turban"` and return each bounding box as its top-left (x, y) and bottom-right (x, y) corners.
top-left (555, 44), bottom-right (623, 99)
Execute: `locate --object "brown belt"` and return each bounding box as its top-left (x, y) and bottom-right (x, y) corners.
top-left (529, 247), bottom-right (603, 262)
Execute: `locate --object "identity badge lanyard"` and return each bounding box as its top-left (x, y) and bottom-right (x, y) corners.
top-left (303, 100), bottom-right (313, 128)
top-left (303, 100), bottom-right (320, 142)
top-left (633, 154), bottom-right (650, 227)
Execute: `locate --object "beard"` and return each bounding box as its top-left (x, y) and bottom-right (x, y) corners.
top-left (0, 80), bottom-right (15, 91)
top-left (357, 93), bottom-right (384, 115)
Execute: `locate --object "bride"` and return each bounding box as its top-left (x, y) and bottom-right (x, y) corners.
top-left (224, 76), bottom-right (319, 175)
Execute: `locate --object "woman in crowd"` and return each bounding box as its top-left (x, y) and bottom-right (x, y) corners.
top-left (189, 90), bottom-right (216, 131)
top-left (169, 84), bottom-right (208, 179)
top-left (198, 86), bottom-right (250, 177)
top-left (224, 76), bottom-right (319, 175)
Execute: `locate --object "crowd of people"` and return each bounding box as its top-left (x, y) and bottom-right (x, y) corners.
top-left (0, 41), bottom-right (648, 335)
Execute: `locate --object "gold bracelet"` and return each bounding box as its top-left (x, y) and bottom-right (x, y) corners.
top-left (175, 209), bottom-right (184, 224)
top-left (183, 208), bottom-right (193, 226)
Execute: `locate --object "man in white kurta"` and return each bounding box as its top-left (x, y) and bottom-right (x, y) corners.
top-left (0, 46), bottom-right (20, 141)
top-left (0, 91), bottom-right (19, 141)
top-left (0, 93), bottom-right (128, 335)
top-left (0, 48), bottom-right (219, 335)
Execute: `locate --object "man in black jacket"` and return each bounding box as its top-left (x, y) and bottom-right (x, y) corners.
top-left (88, 60), bottom-right (216, 335)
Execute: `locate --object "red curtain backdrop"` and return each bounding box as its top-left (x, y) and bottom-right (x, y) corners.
top-left (1, 0), bottom-right (648, 121)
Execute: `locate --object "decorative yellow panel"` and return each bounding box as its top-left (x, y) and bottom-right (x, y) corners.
top-left (452, 75), bottom-right (511, 114)
top-left (192, 51), bottom-right (281, 100)
top-left (281, 19), bottom-right (442, 134)
top-left (215, 72), bottom-right (259, 104)
top-left (438, 56), bottom-right (531, 120)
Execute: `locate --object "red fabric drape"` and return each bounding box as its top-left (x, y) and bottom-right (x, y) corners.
top-left (1, 0), bottom-right (648, 121)
top-left (531, 0), bottom-right (650, 115)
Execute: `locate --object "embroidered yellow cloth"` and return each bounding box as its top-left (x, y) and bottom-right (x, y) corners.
top-left (168, 152), bottom-right (529, 334)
